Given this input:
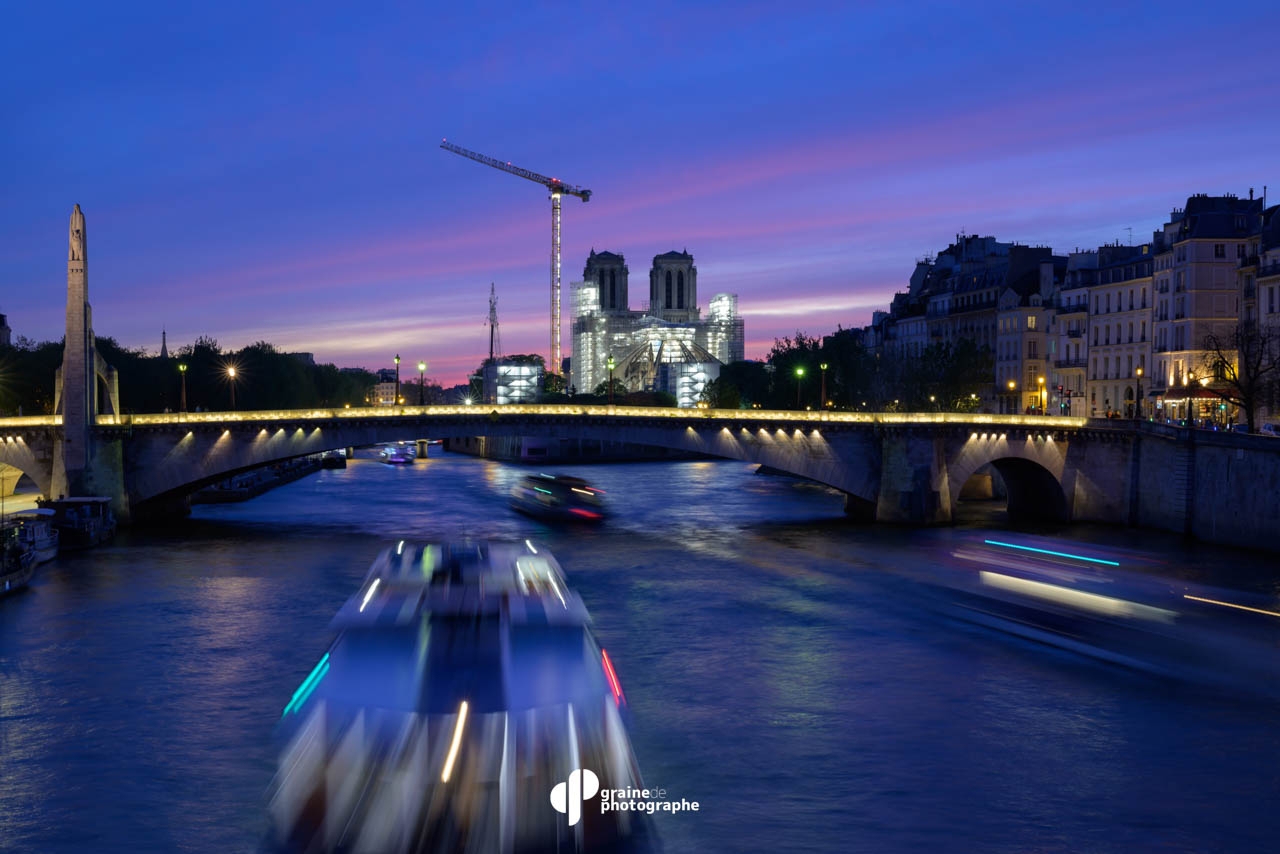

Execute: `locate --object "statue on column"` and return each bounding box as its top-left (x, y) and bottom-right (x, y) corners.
top-left (69, 203), bottom-right (85, 262)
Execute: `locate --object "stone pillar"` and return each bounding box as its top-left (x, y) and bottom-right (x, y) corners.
top-left (874, 431), bottom-right (953, 524)
top-left (416, 439), bottom-right (429, 459)
top-left (53, 204), bottom-right (92, 498)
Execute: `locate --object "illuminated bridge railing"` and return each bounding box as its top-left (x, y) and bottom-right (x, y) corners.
top-left (85, 406), bottom-right (1089, 430)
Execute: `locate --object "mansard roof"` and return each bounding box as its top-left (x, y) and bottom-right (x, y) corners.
top-left (1175, 194), bottom-right (1264, 241)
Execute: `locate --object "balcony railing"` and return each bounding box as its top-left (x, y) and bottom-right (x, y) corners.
top-left (1055, 358), bottom-right (1087, 368)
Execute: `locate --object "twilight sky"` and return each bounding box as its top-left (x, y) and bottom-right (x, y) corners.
top-left (3, 1), bottom-right (1278, 386)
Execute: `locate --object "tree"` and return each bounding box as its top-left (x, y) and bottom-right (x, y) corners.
top-left (700, 377), bottom-right (741, 409)
top-left (1200, 323), bottom-right (1280, 433)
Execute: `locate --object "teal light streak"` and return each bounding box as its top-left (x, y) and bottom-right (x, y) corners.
top-left (282, 653), bottom-right (331, 717)
top-left (534, 487), bottom-right (552, 495)
top-left (983, 539), bottom-right (1120, 567)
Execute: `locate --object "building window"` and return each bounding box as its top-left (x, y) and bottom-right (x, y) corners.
top-left (665, 271), bottom-right (672, 307)
top-left (1128, 322), bottom-right (1133, 343)
top-left (1214, 244), bottom-right (1225, 259)
top-left (1027, 341), bottom-right (1037, 359)
top-left (1027, 315), bottom-right (1036, 330)
top-left (677, 271), bottom-right (685, 309)
top-left (1106, 294), bottom-right (1111, 313)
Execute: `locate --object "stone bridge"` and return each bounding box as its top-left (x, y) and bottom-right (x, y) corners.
top-left (4, 407), bottom-right (1279, 548)
top-left (0, 407), bottom-right (1124, 522)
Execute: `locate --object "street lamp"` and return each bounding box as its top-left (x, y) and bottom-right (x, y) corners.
top-left (1037, 376), bottom-right (1045, 415)
top-left (227, 366), bottom-right (237, 410)
top-left (178, 363), bottom-right (188, 412)
top-left (607, 355), bottom-right (616, 405)
top-left (1135, 367), bottom-right (1143, 420)
top-left (1186, 371), bottom-right (1195, 424)
top-left (394, 354), bottom-right (401, 406)
top-left (819, 363), bottom-right (829, 409)
top-left (795, 365), bottom-right (806, 409)
top-left (929, 394), bottom-right (937, 411)
top-left (417, 361), bottom-right (427, 405)
top-left (1007, 379), bottom-right (1016, 414)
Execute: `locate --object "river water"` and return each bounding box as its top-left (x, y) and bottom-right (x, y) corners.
top-left (1, 451), bottom-right (1278, 853)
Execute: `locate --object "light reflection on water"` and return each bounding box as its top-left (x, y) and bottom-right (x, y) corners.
top-left (0, 451), bottom-right (1277, 854)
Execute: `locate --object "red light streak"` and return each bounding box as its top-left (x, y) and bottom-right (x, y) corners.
top-left (601, 649), bottom-right (625, 705)
top-left (569, 508), bottom-right (601, 519)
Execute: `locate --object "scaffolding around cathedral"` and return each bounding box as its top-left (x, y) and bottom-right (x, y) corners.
top-left (570, 256), bottom-right (744, 405)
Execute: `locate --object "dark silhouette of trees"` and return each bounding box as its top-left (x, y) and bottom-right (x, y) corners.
top-left (1199, 324), bottom-right (1280, 433)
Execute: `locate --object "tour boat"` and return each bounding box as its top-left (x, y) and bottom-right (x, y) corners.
top-left (268, 540), bottom-right (655, 853)
top-left (35, 497), bottom-right (117, 551)
top-left (510, 473), bottom-right (608, 522)
top-left (379, 445), bottom-right (415, 465)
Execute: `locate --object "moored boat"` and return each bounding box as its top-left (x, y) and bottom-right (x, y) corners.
top-left (5, 509), bottom-right (60, 565)
top-left (34, 497), bottom-right (116, 551)
top-left (1, 527), bottom-right (35, 596)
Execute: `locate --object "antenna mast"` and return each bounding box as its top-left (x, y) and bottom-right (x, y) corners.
top-left (486, 283), bottom-right (501, 363)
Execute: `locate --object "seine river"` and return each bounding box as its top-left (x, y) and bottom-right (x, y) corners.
top-left (2, 451), bottom-right (1278, 853)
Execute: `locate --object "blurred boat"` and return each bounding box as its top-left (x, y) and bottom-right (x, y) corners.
top-left (34, 496), bottom-right (116, 551)
top-left (6, 509), bottom-right (60, 565)
top-left (919, 536), bottom-right (1280, 700)
top-left (320, 452), bottom-right (347, 469)
top-left (269, 540), bottom-right (656, 853)
top-left (510, 474), bottom-right (607, 522)
top-left (380, 445), bottom-right (415, 465)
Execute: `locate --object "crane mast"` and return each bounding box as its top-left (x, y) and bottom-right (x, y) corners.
top-left (441, 140), bottom-right (591, 379)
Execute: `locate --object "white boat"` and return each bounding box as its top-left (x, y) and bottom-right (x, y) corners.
top-left (379, 445), bottom-right (415, 465)
top-left (8, 509), bottom-right (60, 565)
top-left (268, 540), bottom-right (657, 853)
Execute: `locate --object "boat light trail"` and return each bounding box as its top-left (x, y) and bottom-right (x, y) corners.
top-left (983, 539), bottom-right (1120, 567)
top-left (601, 649), bottom-right (625, 706)
top-left (282, 653), bottom-right (330, 717)
top-left (359, 578), bottom-right (381, 612)
top-left (441, 700), bottom-right (469, 783)
top-left (1184, 594), bottom-right (1280, 618)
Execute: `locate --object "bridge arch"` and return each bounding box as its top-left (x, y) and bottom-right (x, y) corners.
top-left (0, 439), bottom-right (52, 501)
top-left (948, 433), bottom-right (1070, 523)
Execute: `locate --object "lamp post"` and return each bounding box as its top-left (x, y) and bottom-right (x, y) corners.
top-left (1135, 367), bottom-right (1143, 420)
top-left (1186, 371), bottom-right (1194, 425)
top-left (178, 363), bottom-right (188, 412)
top-left (1037, 376), bottom-right (1045, 415)
top-left (394, 354), bottom-right (401, 406)
top-left (819, 363), bottom-right (828, 409)
top-left (607, 355), bottom-right (616, 405)
top-left (227, 366), bottom-right (237, 410)
top-left (417, 361), bottom-right (426, 405)
top-left (929, 394), bottom-right (937, 412)
top-left (795, 365), bottom-right (806, 409)
top-left (1007, 379), bottom-right (1016, 414)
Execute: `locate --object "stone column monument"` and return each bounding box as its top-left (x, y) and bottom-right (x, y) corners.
top-left (52, 204), bottom-right (123, 505)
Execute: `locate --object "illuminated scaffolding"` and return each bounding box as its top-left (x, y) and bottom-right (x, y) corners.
top-left (571, 251), bottom-right (743, 405)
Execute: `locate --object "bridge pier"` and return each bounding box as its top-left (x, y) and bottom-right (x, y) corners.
top-left (416, 439), bottom-right (429, 459)
top-left (875, 432), bottom-right (952, 524)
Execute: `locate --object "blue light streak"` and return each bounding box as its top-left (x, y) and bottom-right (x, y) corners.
top-left (982, 539), bottom-right (1120, 567)
top-left (282, 653), bottom-right (331, 717)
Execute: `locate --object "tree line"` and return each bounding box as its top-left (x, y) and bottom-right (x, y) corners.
top-left (0, 336), bottom-right (381, 415)
top-left (702, 329), bottom-right (994, 412)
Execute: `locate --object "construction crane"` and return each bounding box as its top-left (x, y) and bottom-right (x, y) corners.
top-left (441, 139), bottom-right (591, 380)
